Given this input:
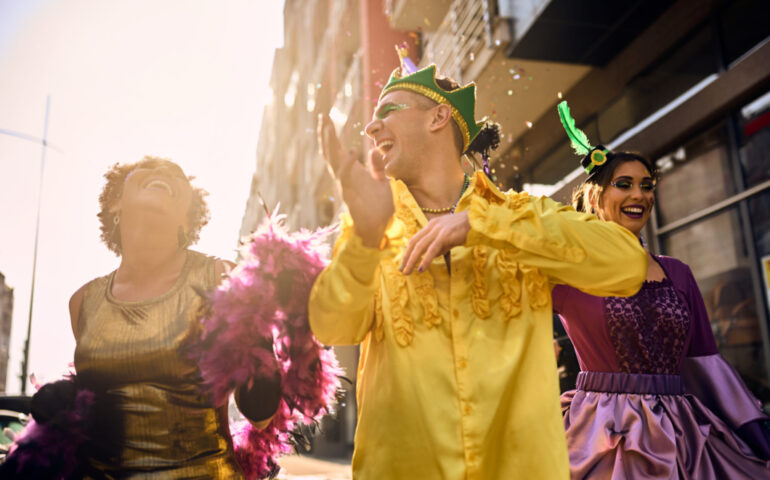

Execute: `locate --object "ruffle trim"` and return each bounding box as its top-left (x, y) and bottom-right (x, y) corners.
top-left (371, 173), bottom-right (565, 349)
top-left (379, 200), bottom-right (441, 347)
top-left (373, 176), bottom-right (553, 347)
top-left (522, 265), bottom-right (550, 309)
top-left (385, 261), bottom-right (413, 347)
top-left (471, 246), bottom-right (491, 319)
top-left (414, 269), bottom-right (442, 328)
top-left (496, 250), bottom-right (522, 321)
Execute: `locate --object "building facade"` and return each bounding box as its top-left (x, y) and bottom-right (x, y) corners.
top-left (239, 0), bottom-right (418, 457)
top-left (242, 0), bottom-right (770, 453)
top-left (512, 0), bottom-right (770, 402)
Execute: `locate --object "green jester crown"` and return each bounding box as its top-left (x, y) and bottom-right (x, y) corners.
top-left (380, 64), bottom-right (484, 152)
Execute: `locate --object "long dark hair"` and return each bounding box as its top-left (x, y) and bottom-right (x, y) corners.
top-left (571, 152), bottom-right (658, 214)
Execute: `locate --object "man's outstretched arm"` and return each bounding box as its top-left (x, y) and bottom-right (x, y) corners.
top-left (401, 190), bottom-right (646, 298)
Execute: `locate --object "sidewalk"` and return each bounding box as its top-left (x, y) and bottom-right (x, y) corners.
top-left (276, 455), bottom-right (352, 480)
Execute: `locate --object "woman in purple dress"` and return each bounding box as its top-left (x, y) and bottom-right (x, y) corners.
top-left (553, 101), bottom-right (770, 479)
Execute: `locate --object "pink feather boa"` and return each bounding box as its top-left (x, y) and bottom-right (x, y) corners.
top-left (188, 216), bottom-right (343, 479)
top-left (1, 386), bottom-right (95, 479)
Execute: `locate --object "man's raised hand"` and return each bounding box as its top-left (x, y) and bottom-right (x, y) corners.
top-left (318, 114), bottom-right (394, 248)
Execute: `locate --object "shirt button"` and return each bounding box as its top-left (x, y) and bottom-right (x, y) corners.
top-left (464, 404), bottom-right (472, 415)
top-left (458, 358), bottom-right (468, 369)
top-left (452, 308), bottom-right (460, 317)
top-left (468, 453), bottom-right (477, 463)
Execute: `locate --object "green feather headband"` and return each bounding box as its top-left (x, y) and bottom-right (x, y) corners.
top-left (557, 100), bottom-right (610, 178)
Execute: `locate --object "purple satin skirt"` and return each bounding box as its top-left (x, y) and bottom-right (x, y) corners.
top-left (562, 371), bottom-right (770, 479)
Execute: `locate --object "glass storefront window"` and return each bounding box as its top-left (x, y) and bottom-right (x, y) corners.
top-left (749, 191), bottom-right (770, 258)
top-left (655, 123), bottom-right (736, 226)
top-left (748, 185), bottom-right (770, 385)
top-left (739, 90), bottom-right (770, 188)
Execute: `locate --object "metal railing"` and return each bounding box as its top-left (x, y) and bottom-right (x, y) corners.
top-left (419, 0), bottom-right (491, 82)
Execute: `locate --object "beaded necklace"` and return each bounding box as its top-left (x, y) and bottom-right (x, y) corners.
top-left (420, 174), bottom-right (470, 214)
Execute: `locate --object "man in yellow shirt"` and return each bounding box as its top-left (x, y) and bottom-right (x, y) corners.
top-left (310, 62), bottom-right (647, 479)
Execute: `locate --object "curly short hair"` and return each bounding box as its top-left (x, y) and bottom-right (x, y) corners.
top-left (97, 156), bottom-right (210, 256)
top-left (571, 152), bottom-right (658, 215)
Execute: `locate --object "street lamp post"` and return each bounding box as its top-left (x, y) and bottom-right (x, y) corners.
top-left (0, 95), bottom-right (55, 395)
top-left (19, 96), bottom-right (51, 395)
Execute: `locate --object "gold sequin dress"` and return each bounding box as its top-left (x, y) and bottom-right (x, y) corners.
top-left (74, 251), bottom-right (243, 478)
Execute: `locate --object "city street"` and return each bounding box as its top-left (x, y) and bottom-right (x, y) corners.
top-left (1, 0), bottom-right (769, 478)
top-left (277, 455), bottom-right (352, 479)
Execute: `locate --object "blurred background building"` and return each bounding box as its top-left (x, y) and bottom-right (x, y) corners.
top-left (241, 0), bottom-right (770, 458)
top-left (0, 274), bottom-right (13, 393)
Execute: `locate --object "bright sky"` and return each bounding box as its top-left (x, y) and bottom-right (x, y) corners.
top-left (0, 0), bottom-right (284, 393)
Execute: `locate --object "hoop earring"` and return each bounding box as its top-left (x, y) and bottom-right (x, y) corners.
top-left (110, 213), bottom-right (121, 249)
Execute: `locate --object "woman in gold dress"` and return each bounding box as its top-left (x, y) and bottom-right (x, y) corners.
top-left (67, 156), bottom-right (281, 477)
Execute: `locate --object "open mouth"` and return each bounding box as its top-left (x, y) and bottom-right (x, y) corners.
top-left (377, 140), bottom-right (394, 156)
top-left (621, 205), bottom-right (645, 219)
top-left (143, 178), bottom-right (174, 196)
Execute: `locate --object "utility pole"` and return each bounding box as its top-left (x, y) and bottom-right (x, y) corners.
top-left (0, 96), bottom-right (52, 395)
top-left (0, 97), bottom-right (60, 394)
top-left (19, 95), bottom-right (51, 395)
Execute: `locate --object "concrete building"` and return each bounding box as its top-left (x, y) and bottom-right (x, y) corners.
top-left (0, 273), bottom-right (14, 393)
top-left (240, 0), bottom-right (419, 457)
top-left (240, 0), bottom-right (419, 237)
top-left (242, 0), bottom-right (770, 453)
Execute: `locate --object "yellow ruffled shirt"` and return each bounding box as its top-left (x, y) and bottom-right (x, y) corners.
top-left (309, 171), bottom-right (647, 480)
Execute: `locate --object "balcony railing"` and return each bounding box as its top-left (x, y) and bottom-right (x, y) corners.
top-left (419, 0), bottom-right (494, 83)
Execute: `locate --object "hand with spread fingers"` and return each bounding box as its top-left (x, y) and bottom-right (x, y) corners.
top-left (400, 210), bottom-right (470, 274)
top-left (318, 113), bottom-right (394, 248)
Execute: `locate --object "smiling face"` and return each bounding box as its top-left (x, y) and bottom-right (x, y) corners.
top-left (596, 160), bottom-right (656, 236)
top-left (98, 156), bottom-right (210, 255)
top-left (118, 160), bottom-right (194, 223)
top-left (364, 90), bottom-right (434, 182)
